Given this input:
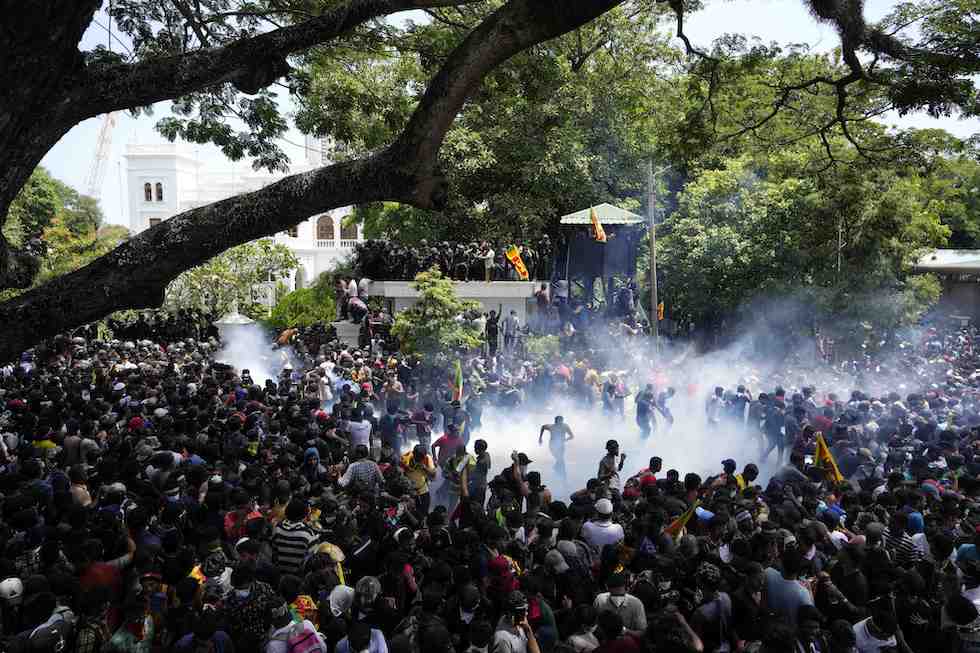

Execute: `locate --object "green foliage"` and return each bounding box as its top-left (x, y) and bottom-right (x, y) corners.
top-left (8, 167), bottom-right (61, 238)
top-left (656, 148), bottom-right (951, 336)
top-left (306, 4), bottom-right (679, 243)
top-left (165, 239), bottom-right (298, 319)
top-left (390, 268), bottom-right (483, 355)
top-left (37, 221), bottom-right (130, 284)
top-left (50, 178), bottom-right (104, 235)
top-left (267, 286), bottom-right (336, 331)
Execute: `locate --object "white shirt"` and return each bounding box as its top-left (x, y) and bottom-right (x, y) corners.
top-left (346, 419), bottom-right (372, 450)
top-left (852, 617), bottom-right (897, 652)
top-left (347, 279), bottom-right (358, 297)
top-left (593, 592), bottom-right (647, 632)
top-left (266, 620), bottom-right (328, 653)
top-left (493, 618), bottom-right (528, 653)
top-left (581, 519), bottom-right (624, 553)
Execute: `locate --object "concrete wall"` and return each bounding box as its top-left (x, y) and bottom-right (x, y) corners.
top-left (372, 280), bottom-right (538, 325)
top-left (936, 278), bottom-right (980, 322)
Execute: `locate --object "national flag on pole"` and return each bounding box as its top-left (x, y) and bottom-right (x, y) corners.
top-left (589, 206), bottom-right (607, 243)
top-left (664, 499), bottom-right (699, 541)
top-left (505, 245), bottom-right (530, 281)
top-left (450, 359), bottom-right (464, 402)
top-left (657, 302), bottom-right (665, 321)
top-left (814, 432), bottom-right (844, 483)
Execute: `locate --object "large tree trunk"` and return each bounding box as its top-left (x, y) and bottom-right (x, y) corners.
top-left (0, 1), bottom-right (102, 287)
top-left (0, 0), bottom-right (624, 363)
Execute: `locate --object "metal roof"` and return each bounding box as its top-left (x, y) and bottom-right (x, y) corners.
top-left (559, 203), bottom-right (645, 225)
top-left (914, 249), bottom-right (980, 274)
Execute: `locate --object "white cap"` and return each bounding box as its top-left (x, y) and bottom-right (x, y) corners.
top-left (595, 498), bottom-right (613, 515)
top-left (0, 578), bottom-right (23, 605)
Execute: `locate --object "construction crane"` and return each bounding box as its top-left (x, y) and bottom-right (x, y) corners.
top-left (85, 112), bottom-right (117, 199)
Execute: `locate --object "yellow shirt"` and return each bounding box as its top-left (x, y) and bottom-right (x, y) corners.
top-left (401, 452), bottom-right (435, 495)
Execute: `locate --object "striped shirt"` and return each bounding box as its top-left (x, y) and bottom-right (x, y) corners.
top-left (271, 520), bottom-right (318, 574)
top-left (885, 527), bottom-right (922, 568)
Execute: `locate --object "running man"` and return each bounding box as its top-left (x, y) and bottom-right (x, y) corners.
top-left (635, 384), bottom-right (656, 439)
top-left (539, 416), bottom-right (574, 479)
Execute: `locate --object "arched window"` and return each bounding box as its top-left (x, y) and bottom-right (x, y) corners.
top-left (143, 183), bottom-right (152, 202)
top-left (155, 182), bottom-right (164, 202)
top-left (316, 215), bottom-right (335, 241)
top-left (340, 219), bottom-right (357, 241)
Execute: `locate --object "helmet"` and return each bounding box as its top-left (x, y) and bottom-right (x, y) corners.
top-left (0, 577), bottom-right (24, 605)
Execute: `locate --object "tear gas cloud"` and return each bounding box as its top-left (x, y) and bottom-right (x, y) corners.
top-left (215, 323), bottom-right (300, 386)
top-left (215, 289), bottom-right (964, 502)
top-left (469, 289), bottom-right (967, 500)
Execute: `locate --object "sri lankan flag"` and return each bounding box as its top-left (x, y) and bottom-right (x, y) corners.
top-left (814, 432), bottom-right (844, 483)
top-left (505, 245), bottom-right (530, 281)
top-left (664, 499), bottom-right (699, 541)
top-left (589, 206), bottom-right (607, 243)
top-left (450, 359), bottom-right (464, 402)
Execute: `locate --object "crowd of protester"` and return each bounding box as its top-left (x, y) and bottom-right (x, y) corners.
top-left (0, 318), bottom-right (978, 653)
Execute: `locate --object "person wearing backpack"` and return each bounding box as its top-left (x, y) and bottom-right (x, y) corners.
top-left (265, 596), bottom-right (327, 653)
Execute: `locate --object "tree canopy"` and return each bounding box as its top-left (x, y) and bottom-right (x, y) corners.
top-left (390, 267), bottom-right (483, 355)
top-left (0, 0), bottom-right (978, 361)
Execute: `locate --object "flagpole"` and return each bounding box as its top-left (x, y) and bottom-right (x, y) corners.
top-left (647, 160), bottom-right (659, 354)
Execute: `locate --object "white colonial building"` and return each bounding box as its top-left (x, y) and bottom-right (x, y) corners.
top-left (123, 141), bottom-right (363, 289)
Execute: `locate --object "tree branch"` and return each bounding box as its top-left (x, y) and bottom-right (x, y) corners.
top-left (68, 0), bottom-right (485, 119)
top-left (0, 0), bottom-right (623, 361)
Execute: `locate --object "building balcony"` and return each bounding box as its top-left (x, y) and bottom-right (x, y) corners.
top-left (315, 239), bottom-right (359, 248)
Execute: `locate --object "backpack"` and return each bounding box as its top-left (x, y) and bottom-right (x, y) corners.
top-left (27, 620), bottom-right (69, 652)
top-left (269, 622), bottom-right (325, 653)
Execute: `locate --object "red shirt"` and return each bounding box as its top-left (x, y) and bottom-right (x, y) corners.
top-left (432, 433), bottom-right (463, 466)
top-left (596, 635), bottom-right (643, 653)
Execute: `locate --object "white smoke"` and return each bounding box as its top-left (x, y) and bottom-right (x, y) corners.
top-left (215, 323), bottom-right (297, 385)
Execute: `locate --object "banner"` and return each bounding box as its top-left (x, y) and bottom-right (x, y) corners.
top-left (505, 245), bottom-right (530, 281)
top-left (589, 206), bottom-right (607, 243)
top-left (664, 499), bottom-right (700, 541)
top-left (814, 432), bottom-right (844, 483)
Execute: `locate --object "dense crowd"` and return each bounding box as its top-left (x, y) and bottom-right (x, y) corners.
top-left (0, 320), bottom-right (979, 653)
top-left (351, 239), bottom-right (554, 283)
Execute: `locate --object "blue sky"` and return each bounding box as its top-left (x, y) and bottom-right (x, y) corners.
top-left (42, 0), bottom-right (980, 226)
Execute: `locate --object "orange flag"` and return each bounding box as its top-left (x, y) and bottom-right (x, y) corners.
top-left (505, 246), bottom-right (530, 281)
top-left (589, 207), bottom-right (607, 243)
top-left (664, 500), bottom-right (700, 541)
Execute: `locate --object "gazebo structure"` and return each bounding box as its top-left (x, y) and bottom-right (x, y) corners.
top-left (914, 249), bottom-right (980, 323)
top-left (555, 203), bottom-right (646, 306)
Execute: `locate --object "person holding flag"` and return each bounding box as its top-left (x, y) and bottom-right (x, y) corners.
top-left (814, 432), bottom-right (844, 483)
top-left (664, 500), bottom-right (700, 541)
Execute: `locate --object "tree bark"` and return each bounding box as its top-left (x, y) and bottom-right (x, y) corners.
top-left (0, 0), bottom-right (623, 362)
top-left (0, 1), bottom-right (102, 287)
top-left (0, 0), bottom-right (481, 290)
